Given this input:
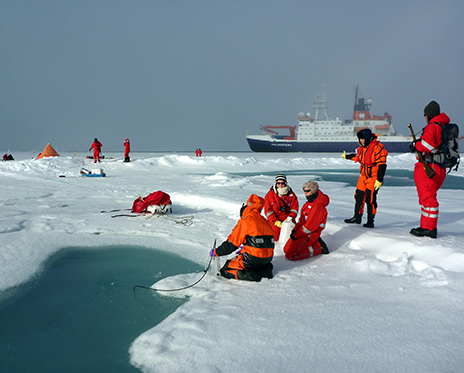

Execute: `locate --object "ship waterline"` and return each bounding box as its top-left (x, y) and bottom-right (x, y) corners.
top-left (246, 134), bottom-right (412, 153)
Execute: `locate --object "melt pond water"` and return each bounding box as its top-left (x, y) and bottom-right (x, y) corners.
top-left (0, 246), bottom-right (202, 372)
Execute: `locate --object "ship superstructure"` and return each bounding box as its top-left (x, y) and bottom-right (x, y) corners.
top-left (246, 86), bottom-right (412, 153)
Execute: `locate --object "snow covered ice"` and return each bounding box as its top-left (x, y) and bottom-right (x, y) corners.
top-left (1, 151), bottom-right (464, 372)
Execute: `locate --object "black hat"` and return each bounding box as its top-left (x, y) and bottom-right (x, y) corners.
top-left (275, 173), bottom-right (287, 183)
top-left (357, 128), bottom-right (372, 146)
top-left (424, 101), bottom-right (440, 120)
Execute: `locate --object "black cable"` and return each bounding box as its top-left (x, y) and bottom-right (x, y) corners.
top-left (101, 208), bottom-right (131, 213)
top-left (133, 256), bottom-right (215, 293)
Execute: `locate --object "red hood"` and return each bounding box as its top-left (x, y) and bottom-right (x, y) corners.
top-left (314, 190), bottom-right (330, 207)
top-left (430, 113), bottom-right (450, 125)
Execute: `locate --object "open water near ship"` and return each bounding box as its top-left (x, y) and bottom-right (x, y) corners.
top-left (228, 169), bottom-right (464, 190)
top-left (0, 246), bottom-right (202, 372)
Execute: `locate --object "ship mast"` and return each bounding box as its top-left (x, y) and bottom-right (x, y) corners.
top-left (312, 92), bottom-right (329, 121)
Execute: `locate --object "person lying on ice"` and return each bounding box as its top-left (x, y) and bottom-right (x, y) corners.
top-left (284, 181), bottom-right (330, 260)
top-left (210, 194), bottom-right (275, 282)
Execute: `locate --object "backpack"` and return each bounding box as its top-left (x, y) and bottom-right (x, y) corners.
top-left (433, 123), bottom-right (460, 172)
top-left (132, 191), bottom-right (172, 214)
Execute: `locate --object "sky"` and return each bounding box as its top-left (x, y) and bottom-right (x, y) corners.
top-left (1, 0), bottom-right (464, 153)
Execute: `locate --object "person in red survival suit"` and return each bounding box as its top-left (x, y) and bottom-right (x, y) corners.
top-left (210, 194), bottom-right (275, 281)
top-left (264, 173), bottom-right (299, 242)
top-left (342, 128), bottom-right (388, 228)
top-left (284, 181), bottom-right (330, 260)
top-left (409, 101), bottom-right (450, 239)
top-left (3, 154), bottom-right (14, 161)
top-left (123, 138), bottom-right (130, 162)
top-left (89, 138), bottom-right (103, 163)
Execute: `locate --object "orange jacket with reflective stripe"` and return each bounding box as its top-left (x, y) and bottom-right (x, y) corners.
top-left (217, 194), bottom-right (274, 265)
top-left (351, 134), bottom-right (387, 180)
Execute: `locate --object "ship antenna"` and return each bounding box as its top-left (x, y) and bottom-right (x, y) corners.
top-left (312, 87), bottom-right (329, 121)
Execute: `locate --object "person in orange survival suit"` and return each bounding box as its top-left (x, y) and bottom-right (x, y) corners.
top-left (123, 138), bottom-right (131, 162)
top-left (284, 181), bottom-right (330, 260)
top-left (264, 173), bottom-right (299, 242)
top-left (89, 138), bottom-right (103, 163)
top-left (342, 128), bottom-right (388, 228)
top-left (210, 194), bottom-right (275, 282)
top-left (409, 101), bottom-right (450, 239)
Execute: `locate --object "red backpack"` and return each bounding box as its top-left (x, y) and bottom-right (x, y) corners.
top-left (132, 191), bottom-right (172, 214)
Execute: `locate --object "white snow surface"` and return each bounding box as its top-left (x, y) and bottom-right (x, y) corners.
top-left (1, 151), bottom-right (464, 372)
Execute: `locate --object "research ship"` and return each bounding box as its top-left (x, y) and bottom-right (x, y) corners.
top-left (246, 86), bottom-right (412, 153)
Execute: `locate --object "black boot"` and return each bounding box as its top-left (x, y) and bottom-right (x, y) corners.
top-left (345, 190), bottom-right (364, 225)
top-left (344, 214), bottom-right (362, 224)
top-left (410, 227), bottom-right (437, 239)
top-left (363, 215), bottom-right (375, 228)
top-left (318, 237), bottom-right (329, 255)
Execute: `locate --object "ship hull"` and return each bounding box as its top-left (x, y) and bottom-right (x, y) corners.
top-left (246, 136), bottom-right (411, 153)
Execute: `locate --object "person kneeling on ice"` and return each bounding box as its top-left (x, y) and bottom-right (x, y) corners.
top-left (284, 181), bottom-right (330, 260)
top-left (210, 194), bottom-right (275, 282)
top-left (264, 173), bottom-right (299, 243)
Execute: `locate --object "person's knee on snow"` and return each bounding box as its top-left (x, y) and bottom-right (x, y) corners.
top-left (211, 194), bottom-right (275, 281)
top-left (284, 180), bottom-right (329, 261)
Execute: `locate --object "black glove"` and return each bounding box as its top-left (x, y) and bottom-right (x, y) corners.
top-left (290, 232), bottom-right (296, 240)
top-left (409, 141), bottom-right (416, 153)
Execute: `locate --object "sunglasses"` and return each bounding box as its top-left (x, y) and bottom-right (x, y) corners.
top-left (303, 189), bottom-right (312, 193)
top-left (276, 182), bottom-right (286, 185)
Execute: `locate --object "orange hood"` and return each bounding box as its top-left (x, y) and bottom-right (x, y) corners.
top-left (242, 194), bottom-right (265, 217)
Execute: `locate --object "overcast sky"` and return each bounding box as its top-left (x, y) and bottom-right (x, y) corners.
top-left (1, 0), bottom-right (463, 153)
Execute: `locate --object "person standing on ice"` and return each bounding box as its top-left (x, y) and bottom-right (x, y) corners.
top-left (210, 194), bottom-right (275, 281)
top-left (123, 138), bottom-right (130, 162)
top-left (342, 128), bottom-right (388, 228)
top-left (264, 173), bottom-right (299, 242)
top-left (89, 138), bottom-right (103, 163)
top-left (409, 101), bottom-right (450, 239)
top-left (284, 181), bottom-right (329, 260)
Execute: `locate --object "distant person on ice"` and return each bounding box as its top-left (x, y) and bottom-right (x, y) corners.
top-left (89, 138), bottom-right (103, 163)
top-left (210, 194), bottom-right (275, 281)
top-left (284, 181), bottom-right (329, 260)
top-left (264, 173), bottom-right (299, 242)
top-left (123, 138), bottom-right (130, 162)
top-left (3, 154), bottom-right (14, 161)
top-left (342, 128), bottom-right (388, 228)
top-left (409, 101), bottom-right (451, 239)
